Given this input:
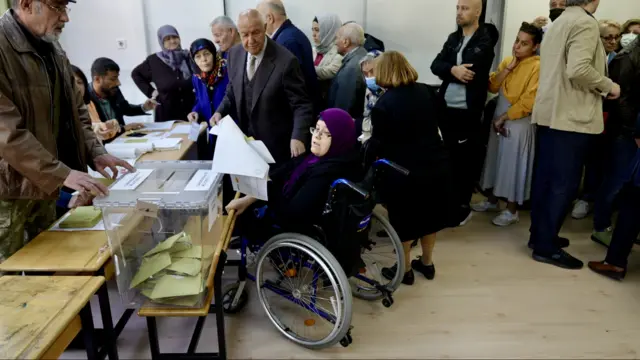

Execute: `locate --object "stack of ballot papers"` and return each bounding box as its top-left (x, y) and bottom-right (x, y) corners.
top-left (57, 207), bottom-right (102, 229)
top-left (210, 116), bottom-right (275, 201)
top-left (105, 142), bottom-right (153, 160)
top-left (143, 121), bottom-right (175, 132)
top-left (129, 231), bottom-right (214, 307)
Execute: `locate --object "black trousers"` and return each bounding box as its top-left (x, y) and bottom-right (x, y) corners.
top-left (529, 127), bottom-right (593, 253)
top-left (605, 184), bottom-right (640, 269)
top-left (439, 107), bottom-right (484, 214)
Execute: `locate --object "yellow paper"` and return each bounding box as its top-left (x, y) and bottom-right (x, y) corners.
top-left (150, 273), bottom-right (203, 299)
top-left (58, 207), bottom-right (102, 229)
top-left (144, 232), bottom-right (187, 257)
top-left (95, 178), bottom-right (115, 187)
top-left (130, 252), bottom-right (172, 289)
top-left (167, 258), bottom-right (201, 276)
top-left (168, 235), bottom-right (193, 253)
top-left (172, 245), bottom-right (214, 259)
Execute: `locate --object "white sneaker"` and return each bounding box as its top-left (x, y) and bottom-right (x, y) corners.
top-left (492, 210), bottom-right (519, 227)
top-left (571, 200), bottom-right (590, 219)
top-left (471, 200), bottom-right (499, 212)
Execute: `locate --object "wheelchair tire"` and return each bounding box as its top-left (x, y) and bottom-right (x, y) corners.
top-left (221, 282), bottom-right (249, 314)
top-left (351, 208), bottom-right (405, 301)
top-left (255, 233), bottom-right (353, 349)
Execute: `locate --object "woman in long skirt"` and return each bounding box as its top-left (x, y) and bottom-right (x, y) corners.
top-left (472, 22), bottom-right (543, 227)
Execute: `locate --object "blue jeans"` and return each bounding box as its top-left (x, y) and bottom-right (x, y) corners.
top-left (529, 127), bottom-right (592, 253)
top-left (593, 136), bottom-right (638, 231)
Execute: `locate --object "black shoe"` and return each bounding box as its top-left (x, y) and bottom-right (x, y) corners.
top-left (229, 236), bottom-right (241, 250)
top-left (528, 236), bottom-right (570, 250)
top-left (381, 264), bottom-right (415, 285)
top-left (411, 258), bottom-right (435, 280)
top-left (532, 249), bottom-right (583, 270)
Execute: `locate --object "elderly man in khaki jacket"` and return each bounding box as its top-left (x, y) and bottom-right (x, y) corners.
top-left (528, 0), bottom-right (621, 270)
top-left (0, 0), bottom-right (134, 262)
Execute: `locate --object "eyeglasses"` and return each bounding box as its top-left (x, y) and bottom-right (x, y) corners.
top-left (40, 1), bottom-right (71, 15)
top-left (310, 127), bottom-right (331, 139)
top-left (601, 35), bottom-right (621, 42)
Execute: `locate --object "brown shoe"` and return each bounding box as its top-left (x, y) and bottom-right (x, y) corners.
top-left (588, 261), bottom-right (626, 281)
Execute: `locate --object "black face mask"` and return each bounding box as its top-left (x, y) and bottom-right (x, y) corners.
top-left (549, 8), bottom-right (565, 22)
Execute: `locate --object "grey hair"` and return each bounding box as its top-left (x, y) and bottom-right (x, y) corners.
top-left (210, 16), bottom-right (238, 31)
top-left (341, 23), bottom-right (365, 47)
top-left (265, 1), bottom-right (287, 17)
top-left (566, 0), bottom-right (596, 6)
top-left (238, 9), bottom-right (266, 25)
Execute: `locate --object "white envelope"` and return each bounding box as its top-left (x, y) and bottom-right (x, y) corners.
top-left (211, 116), bottom-right (272, 179)
top-left (231, 174), bottom-right (269, 201)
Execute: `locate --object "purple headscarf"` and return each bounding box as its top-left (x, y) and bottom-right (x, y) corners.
top-left (283, 108), bottom-right (356, 196)
top-left (156, 25), bottom-right (191, 80)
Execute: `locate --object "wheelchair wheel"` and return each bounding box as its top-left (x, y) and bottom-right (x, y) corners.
top-left (351, 208), bottom-right (405, 301)
top-left (221, 282), bottom-right (249, 314)
top-left (255, 233), bottom-right (353, 349)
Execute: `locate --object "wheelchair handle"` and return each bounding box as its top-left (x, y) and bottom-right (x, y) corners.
top-left (330, 179), bottom-right (369, 198)
top-left (373, 159), bottom-right (410, 176)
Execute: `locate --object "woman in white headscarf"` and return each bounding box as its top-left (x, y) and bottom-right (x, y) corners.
top-left (312, 13), bottom-right (344, 80)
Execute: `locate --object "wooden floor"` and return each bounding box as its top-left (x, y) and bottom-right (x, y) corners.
top-left (61, 209), bottom-right (640, 359)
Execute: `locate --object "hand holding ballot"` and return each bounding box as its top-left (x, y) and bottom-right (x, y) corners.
top-left (210, 116), bottom-right (274, 201)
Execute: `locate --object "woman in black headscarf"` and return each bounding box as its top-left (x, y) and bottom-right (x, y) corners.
top-left (132, 25), bottom-right (194, 122)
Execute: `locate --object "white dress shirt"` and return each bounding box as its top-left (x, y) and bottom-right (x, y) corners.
top-left (246, 37), bottom-right (269, 76)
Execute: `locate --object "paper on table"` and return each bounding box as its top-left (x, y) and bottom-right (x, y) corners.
top-left (150, 273), bottom-right (203, 299)
top-left (58, 207), bottom-right (102, 229)
top-left (167, 258), bottom-right (201, 276)
top-left (50, 212), bottom-right (105, 232)
top-left (130, 252), bottom-right (172, 289)
top-left (184, 170), bottom-right (217, 191)
top-left (232, 174), bottom-right (269, 201)
top-left (144, 232), bottom-right (188, 257)
top-left (188, 122), bottom-right (201, 142)
top-left (168, 124), bottom-right (192, 135)
top-left (106, 142), bottom-right (154, 153)
top-left (110, 169), bottom-right (154, 191)
top-left (211, 116), bottom-right (271, 179)
top-left (143, 121), bottom-right (175, 131)
top-left (151, 138), bottom-right (182, 150)
top-left (172, 245), bottom-right (214, 259)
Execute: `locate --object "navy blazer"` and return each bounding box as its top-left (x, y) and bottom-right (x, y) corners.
top-left (272, 20), bottom-right (320, 113)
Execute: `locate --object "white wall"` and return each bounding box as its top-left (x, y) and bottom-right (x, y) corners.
top-left (60, 0), bottom-right (224, 123)
top-left (502, 0), bottom-right (640, 63)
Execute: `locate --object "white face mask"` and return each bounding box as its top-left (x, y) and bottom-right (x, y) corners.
top-left (621, 33), bottom-right (638, 49)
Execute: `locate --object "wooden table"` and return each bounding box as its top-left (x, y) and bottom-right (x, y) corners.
top-left (0, 124), bottom-right (200, 360)
top-left (0, 276), bottom-right (105, 360)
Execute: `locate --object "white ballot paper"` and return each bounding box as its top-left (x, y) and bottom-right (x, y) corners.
top-left (210, 116), bottom-right (274, 200)
top-left (143, 121), bottom-right (175, 131)
top-left (111, 169), bottom-right (154, 191)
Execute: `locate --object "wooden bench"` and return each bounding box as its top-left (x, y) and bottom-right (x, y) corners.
top-left (0, 276), bottom-right (104, 360)
top-left (137, 212), bottom-right (238, 360)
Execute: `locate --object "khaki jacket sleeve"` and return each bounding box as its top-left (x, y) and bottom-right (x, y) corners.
top-left (0, 73), bottom-right (70, 195)
top-left (565, 19), bottom-right (614, 95)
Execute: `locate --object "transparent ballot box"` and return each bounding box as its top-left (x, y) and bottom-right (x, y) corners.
top-left (93, 161), bottom-right (223, 308)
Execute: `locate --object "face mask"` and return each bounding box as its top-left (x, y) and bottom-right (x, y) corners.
top-left (549, 8), bottom-right (565, 22)
top-left (365, 77), bottom-right (380, 92)
top-left (621, 33), bottom-right (638, 49)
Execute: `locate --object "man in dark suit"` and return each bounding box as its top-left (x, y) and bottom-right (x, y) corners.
top-left (258, 0), bottom-right (320, 114)
top-left (212, 9), bottom-right (314, 164)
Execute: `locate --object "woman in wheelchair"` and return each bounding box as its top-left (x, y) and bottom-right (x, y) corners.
top-left (226, 108), bottom-right (361, 236)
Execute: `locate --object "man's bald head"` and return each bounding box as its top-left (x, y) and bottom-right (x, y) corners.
top-left (257, 0), bottom-right (287, 36)
top-left (237, 9), bottom-right (267, 56)
top-left (456, 0), bottom-right (482, 28)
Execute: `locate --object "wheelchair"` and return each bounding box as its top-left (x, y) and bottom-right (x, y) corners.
top-left (222, 159), bottom-right (409, 349)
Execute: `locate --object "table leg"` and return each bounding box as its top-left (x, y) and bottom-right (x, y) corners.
top-left (97, 281), bottom-right (119, 360)
top-left (213, 251), bottom-right (227, 360)
top-left (146, 317), bottom-right (161, 360)
top-left (187, 317), bottom-right (206, 354)
top-left (79, 303), bottom-right (98, 360)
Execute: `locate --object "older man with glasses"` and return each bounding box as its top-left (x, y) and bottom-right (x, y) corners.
top-left (0, 0), bottom-right (133, 262)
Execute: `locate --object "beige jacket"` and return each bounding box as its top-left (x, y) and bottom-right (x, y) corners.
top-left (532, 6), bottom-right (613, 134)
top-left (313, 45), bottom-right (343, 81)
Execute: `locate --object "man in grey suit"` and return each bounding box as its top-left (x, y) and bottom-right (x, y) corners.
top-left (327, 23), bottom-right (368, 119)
top-left (212, 9), bottom-right (314, 164)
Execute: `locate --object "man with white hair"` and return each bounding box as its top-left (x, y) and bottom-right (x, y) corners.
top-left (257, 0), bottom-right (319, 114)
top-left (211, 15), bottom-right (241, 55)
top-left (529, 0), bottom-right (620, 270)
top-left (327, 22), bottom-right (368, 119)
top-left (0, 0), bottom-right (133, 262)
top-left (212, 9), bottom-right (314, 164)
